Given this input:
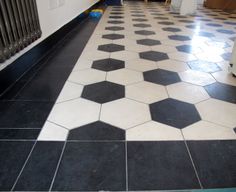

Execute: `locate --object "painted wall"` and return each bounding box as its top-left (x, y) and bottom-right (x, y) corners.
top-left (0, 0), bottom-right (99, 70)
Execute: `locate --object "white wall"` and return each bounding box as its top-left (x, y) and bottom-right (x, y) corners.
top-left (0, 0), bottom-right (99, 70)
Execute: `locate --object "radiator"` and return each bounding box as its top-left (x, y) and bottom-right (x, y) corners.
top-left (0, 0), bottom-right (41, 63)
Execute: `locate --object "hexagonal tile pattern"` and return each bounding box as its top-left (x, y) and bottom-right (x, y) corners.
top-left (176, 45), bottom-right (200, 54)
top-left (105, 26), bottom-right (124, 31)
top-left (135, 30), bottom-right (155, 36)
top-left (137, 39), bottom-right (161, 46)
top-left (144, 69), bottom-right (181, 85)
top-left (167, 82), bottom-right (210, 104)
top-left (48, 98), bottom-right (100, 129)
top-left (162, 27), bottom-right (181, 32)
top-left (126, 81), bottom-right (168, 104)
top-left (108, 20), bottom-right (124, 24)
top-left (196, 99), bottom-right (236, 128)
top-left (126, 121), bottom-right (183, 141)
top-left (81, 81), bottom-right (125, 104)
top-left (212, 71), bottom-right (236, 86)
top-left (133, 23), bottom-right (151, 28)
top-left (179, 70), bottom-right (216, 86)
top-left (198, 31), bottom-right (215, 38)
top-left (157, 59), bottom-right (190, 72)
top-left (98, 43), bottom-right (124, 52)
top-left (204, 82), bottom-right (236, 104)
top-left (56, 82), bottom-right (83, 103)
top-left (107, 69), bottom-right (143, 85)
top-left (125, 59), bottom-right (157, 72)
top-left (92, 58), bottom-right (125, 72)
top-left (188, 60), bottom-right (221, 73)
top-left (100, 98), bottom-right (151, 129)
top-left (150, 98), bottom-right (201, 129)
top-left (102, 34), bottom-right (125, 40)
top-left (68, 121), bottom-right (125, 141)
top-left (139, 51), bottom-right (169, 62)
top-left (169, 35), bottom-right (191, 41)
top-left (158, 21), bottom-right (174, 25)
top-left (132, 18), bottom-right (148, 22)
top-left (68, 69), bottom-right (106, 85)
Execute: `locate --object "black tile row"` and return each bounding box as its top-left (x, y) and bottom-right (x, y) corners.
top-left (1, 140), bottom-right (235, 191)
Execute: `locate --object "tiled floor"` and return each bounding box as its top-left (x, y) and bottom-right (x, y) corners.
top-left (1, 1), bottom-right (236, 191)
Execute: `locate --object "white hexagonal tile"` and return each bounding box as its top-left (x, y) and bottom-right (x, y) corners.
top-left (125, 58), bottom-right (157, 72)
top-left (100, 98), bottom-right (151, 129)
top-left (48, 98), bottom-right (100, 129)
top-left (38, 121), bottom-right (68, 141)
top-left (212, 71), bottom-right (236, 86)
top-left (196, 99), bottom-right (236, 128)
top-left (79, 50), bottom-right (110, 61)
top-left (168, 52), bottom-right (197, 62)
top-left (72, 59), bottom-right (93, 71)
top-left (56, 81), bottom-right (83, 103)
top-left (110, 50), bottom-right (139, 61)
top-left (68, 69), bottom-right (106, 85)
top-left (157, 59), bottom-right (190, 72)
top-left (167, 82), bottom-right (210, 104)
top-left (126, 81), bottom-right (168, 104)
top-left (126, 121), bottom-right (183, 141)
top-left (195, 52), bottom-right (223, 63)
top-left (179, 70), bottom-right (216, 86)
top-left (182, 121), bottom-right (236, 140)
top-left (151, 44), bottom-right (177, 53)
top-left (107, 69), bottom-right (143, 85)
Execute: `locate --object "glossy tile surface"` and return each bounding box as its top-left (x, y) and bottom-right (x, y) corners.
top-left (1, 1), bottom-right (236, 191)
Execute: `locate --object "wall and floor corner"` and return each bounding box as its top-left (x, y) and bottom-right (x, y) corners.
top-left (0, 0), bottom-right (100, 95)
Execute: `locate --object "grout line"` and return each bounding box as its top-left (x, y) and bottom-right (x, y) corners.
top-left (181, 130), bottom-right (203, 189)
top-left (49, 140), bottom-right (67, 191)
top-left (125, 140), bottom-right (129, 191)
top-left (11, 140), bottom-right (38, 191)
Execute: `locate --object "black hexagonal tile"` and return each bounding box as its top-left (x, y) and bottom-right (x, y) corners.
top-left (133, 23), bottom-right (151, 28)
top-left (158, 21), bottom-right (174, 25)
top-left (224, 21), bottom-right (236, 26)
top-left (162, 27), bottom-right (181, 32)
top-left (188, 60), bottom-right (221, 73)
top-left (221, 52), bottom-right (231, 61)
top-left (139, 51), bottom-right (169, 61)
top-left (135, 30), bottom-right (155, 36)
top-left (198, 31), bottom-right (215, 38)
top-left (105, 26), bottom-right (124, 31)
top-left (178, 20), bottom-right (194, 23)
top-left (169, 35), bottom-right (191, 41)
top-left (206, 23), bottom-right (222, 27)
top-left (108, 20), bottom-right (124, 24)
top-left (110, 12), bottom-right (124, 15)
top-left (176, 45), bottom-right (195, 54)
top-left (68, 121), bottom-right (125, 141)
top-left (132, 14), bottom-right (145, 17)
top-left (198, 18), bottom-right (212, 22)
top-left (234, 127), bottom-right (236, 134)
top-left (185, 25), bottom-right (197, 29)
top-left (137, 39), bottom-right (161, 46)
top-left (150, 98), bottom-right (201, 129)
top-left (92, 58), bottom-right (125, 72)
top-left (132, 18), bottom-right (148, 22)
top-left (81, 81), bottom-right (125, 104)
top-left (204, 82), bottom-right (236, 104)
top-left (140, 51), bottom-right (168, 62)
top-left (144, 69), bottom-right (181, 85)
top-left (154, 17), bottom-right (169, 20)
top-left (151, 13), bottom-right (165, 16)
top-left (109, 16), bottom-right (124, 19)
top-left (217, 29), bottom-right (236, 35)
top-left (102, 34), bottom-right (124, 40)
top-left (98, 43), bottom-right (124, 52)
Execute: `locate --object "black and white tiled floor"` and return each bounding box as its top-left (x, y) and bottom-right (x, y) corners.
top-left (1, 1), bottom-right (236, 191)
